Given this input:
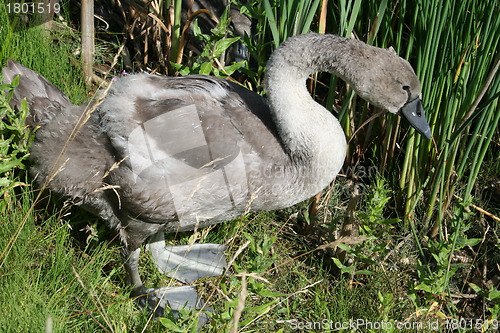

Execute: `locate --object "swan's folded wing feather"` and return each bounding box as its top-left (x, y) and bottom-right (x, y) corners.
top-left (97, 73), bottom-right (283, 223)
top-left (98, 74), bottom-right (247, 175)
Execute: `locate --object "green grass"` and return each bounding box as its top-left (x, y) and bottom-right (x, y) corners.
top-left (1, 0), bottom-right (499, 332)
top-left (0, 4), bottom-right (86, 104)
top-left (0, 184), bottom-right (413, 332)
top-left (0, 191), bottom-right (129, 332)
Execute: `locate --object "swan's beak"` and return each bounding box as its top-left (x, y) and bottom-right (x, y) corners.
top-left (398, 98), bottom-right (432, 139)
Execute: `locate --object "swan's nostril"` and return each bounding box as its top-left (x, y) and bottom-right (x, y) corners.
top-left (416, 99), bottom-right (423, 117)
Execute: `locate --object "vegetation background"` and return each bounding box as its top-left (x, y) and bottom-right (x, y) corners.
top-left (0, 0), bottom-right (498, 332)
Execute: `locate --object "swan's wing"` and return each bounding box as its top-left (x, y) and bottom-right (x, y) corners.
top-left (2, 59), bottom-right (72, 126)
top-left (97, 74), bottom-right (284, 226)
top-left (98, 74), bottom-right (276, 174)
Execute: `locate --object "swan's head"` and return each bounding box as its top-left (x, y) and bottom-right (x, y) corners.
top-left (350, 45), bottom-right (432, 139)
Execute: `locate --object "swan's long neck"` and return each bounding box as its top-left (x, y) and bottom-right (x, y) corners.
top-left (265, 34), bottom-right (353, 166)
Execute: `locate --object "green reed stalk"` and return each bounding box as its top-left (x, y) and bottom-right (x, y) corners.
top-left (169, 0), bottom-right (183, 63)
top-left (262, 0), bottom-right (321, 47)
top-left (419, 0), bottom-right (499, 234)
top-left (319, 0), bottom-right (498, 234)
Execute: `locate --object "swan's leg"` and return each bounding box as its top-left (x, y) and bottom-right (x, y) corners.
top-left (146, 232), bottom-right (227, 283)
top-left (121, 247), bottom-right (210, 325)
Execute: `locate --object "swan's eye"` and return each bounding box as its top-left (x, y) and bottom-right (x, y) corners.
top-left (402, 85), bottom-right (412, 102)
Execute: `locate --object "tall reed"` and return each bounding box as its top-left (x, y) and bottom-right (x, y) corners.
top-left (263, 0), bottom-right (500, 235)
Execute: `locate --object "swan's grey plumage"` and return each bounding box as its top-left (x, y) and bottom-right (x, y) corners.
top-left (98, 74), bottom-right (303, 247)
top-left (2, 32), bottom-right (431, 324)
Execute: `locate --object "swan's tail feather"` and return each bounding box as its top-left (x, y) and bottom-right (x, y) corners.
top-left (2, 59), bottom-right (72, 125)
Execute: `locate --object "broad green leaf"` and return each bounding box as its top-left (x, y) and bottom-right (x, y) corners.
top-left (463, 238), bottom-right (482, 247)
top-left (158, 318), bottom-right (185, 333)
top-left (199, 62), bottom-right (213, 75)
top-left (380, 218), bottom-right (401, 225)
top-left (169, 62), bottom-right (191, 76)
top-left (223, 61), bottom-right (246, 76)
top-left (332, 257), bottom-right (356, 273)
top-left (255, 288), bottom-right (285, 298)
top-left (488, 290), bottom-right (500, 300)
top-left (0, 159), bottom-right (23, 173)
top-left (413, 283), bottom-right (434, 293)
top-left (213, 37), bottom-right (240, 58)
top-left (246, 299), bottom-right (277, 314)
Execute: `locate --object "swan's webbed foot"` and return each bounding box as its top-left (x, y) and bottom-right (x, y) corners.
top-left (147, 232), bottom-right (227, 283)
top-left (132, 285), bottom-right (210, 325)
top-left (121, 232), bottom-right (227, 328)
